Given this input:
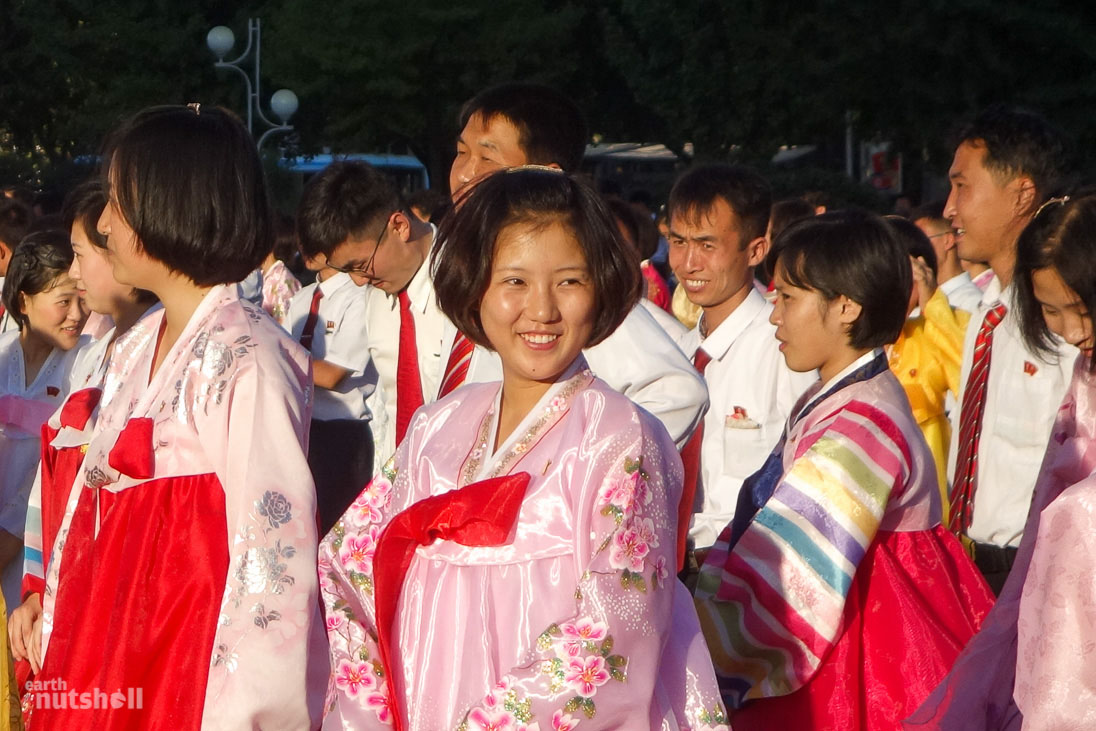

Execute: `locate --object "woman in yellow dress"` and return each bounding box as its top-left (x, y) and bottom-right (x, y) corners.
top-left (885, 217), bottom-right (970, 523)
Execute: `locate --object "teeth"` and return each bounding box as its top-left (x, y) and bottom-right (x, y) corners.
top-left (686, 279), bottom-right (706, 287)
top-left (522, 333), bottom-right (558, 344)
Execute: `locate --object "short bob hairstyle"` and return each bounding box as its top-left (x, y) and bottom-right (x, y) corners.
top-left (1015, 194), bottom-right (1096, 371)
top-left (2, 231), bottom-right (75, 331)
top-left (100, 104), bottom-right (271, 286)
top-left (432, 167), bottom-right (642, 350)
top-left (768, 209), bottom-right (909, 349)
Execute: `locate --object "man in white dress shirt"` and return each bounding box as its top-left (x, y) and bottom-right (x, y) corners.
top-left (944, 104), bottom-right (1076, 594)
top-left (441, 83), bottom-right (708, 447)
top-left (295, 160), bottom-right (444, 472)
top-left (0, 198), bottom-right (32, 333)
top-left (668, 164), bottom-right (815, 578)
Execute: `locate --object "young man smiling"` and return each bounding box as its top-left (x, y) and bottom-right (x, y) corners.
top-left (668, 164), bottom-right (814, 577)
top-left (439, 83), bottom-right (708, 449)
top-left (944, 104), bottom-right (1076, 594)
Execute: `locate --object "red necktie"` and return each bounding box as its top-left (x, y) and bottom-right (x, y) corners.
top-left (676, 346), bottom-right (712, 570)
top-left (437, 332), bottom-right (474, 399)
top-left (395, 290), bottom-right (424, 446)
top-left (299, 286), bottom-right (324, 351)
top-left (371, 473), bottom-right (529, 731)
top-left (949, 302), bottom-right (1007, 534)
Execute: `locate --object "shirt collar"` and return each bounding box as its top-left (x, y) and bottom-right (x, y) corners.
top-left (695, 287), bottom-right (768, 361)
top-left (403, 224), bottom-right (438, 314)
top-left (319, 271), bottom-right (353, 296)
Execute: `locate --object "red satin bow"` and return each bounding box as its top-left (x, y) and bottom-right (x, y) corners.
top-left (107, 417), bottom-right (155, 480)
top-left (372, 472), bottom-right (530, 731)
top-left (58, 388), bottom-right (103, 430)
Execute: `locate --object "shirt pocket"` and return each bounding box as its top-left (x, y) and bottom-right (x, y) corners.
top-left (721, 419), bottom-right (769, 479)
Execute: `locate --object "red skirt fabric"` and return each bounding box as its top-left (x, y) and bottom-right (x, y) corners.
top-left (732, 526), bottom-right (995, 731)
top-left (31, 474), bottom-right (229, 730)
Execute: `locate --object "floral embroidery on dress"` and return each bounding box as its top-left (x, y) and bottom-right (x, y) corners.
top-left (233, 541), bottom-right (297, 603)
top-left (257, 490), bottom-right (293, 530)
top-left (334, 659), bottom-right (390, 721)
top-left (595, 455), bottom-right (658, 592)
top-left (459, 678), bottom-right (538, 731)
top-left (325, 474), bottom-right (394, 599)
top-left (695, 706), bottom-right (731, 731)
top-left (534, 619), bottom-right (628, 721)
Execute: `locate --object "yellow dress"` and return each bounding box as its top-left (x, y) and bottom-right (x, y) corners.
top-left (0, 593), bottom-right (22, 730)
top-left (888, 289), bottom-right (970, 524)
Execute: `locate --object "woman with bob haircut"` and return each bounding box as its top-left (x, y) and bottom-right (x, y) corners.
top-left (31, 105), bottom-right (326, 729)
top-left (908, 194), bottom-right (1096, 730)
top-left (694, 210), bottom-right (993, 730)
top-left (320, 167), bottom-right (728, 731)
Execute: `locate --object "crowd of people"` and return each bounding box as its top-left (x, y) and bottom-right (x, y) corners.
top-left (0, 82), bottom-right (1090, 730)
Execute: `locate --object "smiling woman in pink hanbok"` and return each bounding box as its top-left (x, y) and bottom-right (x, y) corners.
top-left (320, 168), bottom-right (727, 731)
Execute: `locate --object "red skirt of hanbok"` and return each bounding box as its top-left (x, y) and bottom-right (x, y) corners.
top-left (31, 474), bottom-right (228, 730)
top-left (732, 526), bottom-right (995, 731)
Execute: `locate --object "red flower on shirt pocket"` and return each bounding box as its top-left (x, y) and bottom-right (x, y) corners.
top-left (1023, 360), bottom-right (1038, 376)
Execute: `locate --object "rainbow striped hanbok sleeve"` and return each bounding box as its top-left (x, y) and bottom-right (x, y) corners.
top-left (694, 399), bottom-right (912, 707)
top-left (22, 465), bottom-right (45, 595)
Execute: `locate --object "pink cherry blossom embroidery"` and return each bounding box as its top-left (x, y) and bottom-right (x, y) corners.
top-left (339, 526), bottom-right (380, 574)
top-left (335, 659), bottom-right (373, 698)
top-left (552, 709), bottom-right (580, 730)
top-left (366, 683), bottom-right (390, 723)
top-left (564, 655), bottom-right (611, 698)
top-left (557, 617), bottom-right (608, 657)
top-left (351, 479), bottom-right (392, 523)
top-left (326, 614), bottom-right (345, 632)
top-left (317, 553), bottom-right (334, 590)
top-left (609, 527), bottom-right (649, 572)
top-left (482, 676), bottom-right (513, 709)
top-left (633, 516), bottom-right (659, 549)
top-left (597, 470), bottom-right (641, 513)
top-left (653, 555), bottom-right (669, 587)
top-left (467, 706), bottom-right (518, 731)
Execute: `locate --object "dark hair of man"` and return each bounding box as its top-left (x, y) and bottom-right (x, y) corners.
top-left (1015, 194), bottom-right (1096, 371)
top-left (770, 198), bottom-right (816, 241)
top-left (432, 168), bottom-right (641, 350)
top-left (885, 215), bottom-right (939, 280)
top-left (910, 200), bottom-right (947, 225)
top-left (0, 198), bottom-right (33, 251)
top-left (667, 164), bottom-right (772, 244)
top-left (100, 104), bottom-right (272, 286)
top-left (956, 104), bottom-right (1070, 209)
top-left (296, 160), bottom-right (403, 260)
top-left (407, 188), bottom-right (451, 225)
top-left (2, 231), bottom-right (75, 330)
top-left (768, 209), bottom-right (909, 349)
top-left (62, 180), bottom-right (109, 249)
top-left (458, 83), bottom-right (587, 173)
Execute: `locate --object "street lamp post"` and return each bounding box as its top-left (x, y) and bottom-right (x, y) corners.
top-left (206, 18), bottom-right (298, 151)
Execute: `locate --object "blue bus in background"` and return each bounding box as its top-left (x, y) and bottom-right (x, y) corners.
top-left (279, 153), bottom-right (430, 194)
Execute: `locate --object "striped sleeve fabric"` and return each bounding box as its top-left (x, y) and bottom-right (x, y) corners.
top-left (694, 400), bottom-right (912, 707)
top-left (21, 465), bottom-right (45, 597)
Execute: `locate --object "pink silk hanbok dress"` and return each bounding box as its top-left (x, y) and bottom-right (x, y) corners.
top-left (906, 358), bottom-right (1096, 730)
top-left (32, 285), bottom-right (327, 730)
top-left (320, 360), bottom-right (728, 731)
top-left (262, 259), bottom-right (302, 326)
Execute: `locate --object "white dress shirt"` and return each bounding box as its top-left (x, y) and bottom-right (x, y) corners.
top-left (677, 289), bottom-right (817, 548)
top-left (364, 229), bottom-right (448, 468)
top-left (947, 276), bottom-right (1077, 547)
top-left (449, 302), bottom-right (709, 449)
top-left (286, 272), bottom-right (375, 422)
top-left (939, 271), bottom-right (985, 314)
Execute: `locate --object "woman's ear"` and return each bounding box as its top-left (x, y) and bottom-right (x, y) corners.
top-left (835, 294), bottom-right (863, 326)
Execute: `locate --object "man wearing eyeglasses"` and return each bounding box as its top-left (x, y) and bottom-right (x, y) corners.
top-left (911, 201), bottom-right (984, 314)
top-left (295, 159), bottom-right (444, 475)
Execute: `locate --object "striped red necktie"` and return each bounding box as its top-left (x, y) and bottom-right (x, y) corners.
top-left (949, 302), bottom-right (1007, 535)
top-left (437, 332), bottom-right (474, 399)
top-left (676, 346), bottom-right (712, 569)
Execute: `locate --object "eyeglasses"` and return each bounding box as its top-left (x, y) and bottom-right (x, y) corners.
top-left (325, 220), bottom-right (388, 279)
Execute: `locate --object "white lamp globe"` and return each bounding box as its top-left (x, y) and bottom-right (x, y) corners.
top-left (270, 89), bottom-right (299, 123)
top-left (206, 26), bottom-right (236, 59)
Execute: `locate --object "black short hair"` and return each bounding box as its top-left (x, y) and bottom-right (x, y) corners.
top-left (407, 189), bottom-right (451, 225)
top-left (296, 160), bottom-right (403, 260)
top-left (459, 83), bottom-right (587, 173)
top-left (432, 168), bottom-right (641, 349)
top-left (62, 180), bottom-right (108, 249)
top-left (667, 164), bottom-right (772, 243)
top-left (1015, 194), bottom-right (1096, 371)
top-left (2, 231), bottom-right (75, 330)
top-left (0, 198), bottom-right (32, 251)
top-left (101, 104), bottom-right (272, 286)
top-left (911, 200), bottom-right (947, 225)
top-left (957, 104), bottom-right (1070, 208)
top-left (886, 215), bottom-right (938, 280)
top-left (769, 209), bottom-right (909, 349)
